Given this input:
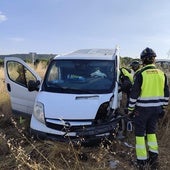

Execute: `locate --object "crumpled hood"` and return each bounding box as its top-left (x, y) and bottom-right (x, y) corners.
top-left (36, 92), bottom-right (112, 120)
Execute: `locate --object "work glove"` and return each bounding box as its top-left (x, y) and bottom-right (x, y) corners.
top-left (162, 105), bottom-right (167, 111)
top-left (159, 110), bottom-right (165, 119)
top-left (159, 106), bottom-right (167, 119)
top-left (127, 110), bottom-right (135, 119)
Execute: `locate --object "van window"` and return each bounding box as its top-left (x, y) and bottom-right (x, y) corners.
top-left (42, 60), bottom-right (115, 94)
top-left (7, 61), bottom-right (37, 87)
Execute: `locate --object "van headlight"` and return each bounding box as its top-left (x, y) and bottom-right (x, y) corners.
top-left (33, 102), bottom-right (45, 124)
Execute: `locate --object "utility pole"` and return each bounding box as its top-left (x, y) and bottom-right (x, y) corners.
top-left (32, 52), bottom-right (35, 64)
top-left (30, 52), bottom-right (36, 65)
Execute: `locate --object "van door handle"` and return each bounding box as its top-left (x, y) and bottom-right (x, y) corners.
top-left (7, 83), bottom-right (11, 92)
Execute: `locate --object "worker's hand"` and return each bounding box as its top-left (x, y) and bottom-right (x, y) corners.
top-left (159, 106), bottom-right (168, 119)
top-left (127, 110), bottom-right (135, 119)
top-left (162, 105), bottom-right (167, 111)
top-left (159, 110), bottom-right (165, 119)
top-left (127, 110), bottom-right (133, 115)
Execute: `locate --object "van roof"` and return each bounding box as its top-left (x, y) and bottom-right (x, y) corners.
top-left (54, 49), bottom-right (116, 60)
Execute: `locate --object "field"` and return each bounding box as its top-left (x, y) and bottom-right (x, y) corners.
top-left (0, 63), bottom-right (170, 170)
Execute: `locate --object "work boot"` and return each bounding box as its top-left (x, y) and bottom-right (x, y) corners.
top-left (136, 159), bottom-right (149, 170)
top-left (148, 151), bottom-right (159, 170)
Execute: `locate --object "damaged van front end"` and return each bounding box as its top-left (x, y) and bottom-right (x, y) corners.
top-left (4, 48), bottom-right (123, 143)
top-left (30, 92), bottom-right (122, 143)
top-left (30, 48), bottom-right (122, 143)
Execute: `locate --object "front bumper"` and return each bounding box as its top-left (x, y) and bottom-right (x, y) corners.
top-left (30, 116), bottom-right (123, 143)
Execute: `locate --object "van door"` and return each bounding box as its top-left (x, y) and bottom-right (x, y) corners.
top-left (4, 57), bottom-right (42, 116)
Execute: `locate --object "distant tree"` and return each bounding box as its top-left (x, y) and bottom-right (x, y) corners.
top-left (120, 56), bottom-right (133, 67)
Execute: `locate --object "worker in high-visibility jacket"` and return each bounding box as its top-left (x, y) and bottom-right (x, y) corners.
top-left (128, 47), bottom-right (169, 169)
top-left (119, 67), bottom-right (133, 107)
top-left (130, 60), bottom-right (141, 81)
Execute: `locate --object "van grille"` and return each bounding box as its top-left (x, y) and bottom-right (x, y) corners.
top-left (45, 118), bottom-right (93, 132)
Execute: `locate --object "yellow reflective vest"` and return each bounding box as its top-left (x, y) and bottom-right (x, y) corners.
top-left (120, 67), bottom-right (133, 83)
top-left (128, 64), bottom-right (169, 110)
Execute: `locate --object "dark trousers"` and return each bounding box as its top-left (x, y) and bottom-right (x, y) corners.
top-left (134, 107), bottom-right (160, 136)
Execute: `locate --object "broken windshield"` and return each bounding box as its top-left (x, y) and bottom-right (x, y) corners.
top-left (42, 59), bottom-right (116, 94)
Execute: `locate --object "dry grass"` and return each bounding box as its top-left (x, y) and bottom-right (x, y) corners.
top-left (0, 64), bottom-right (170, 170)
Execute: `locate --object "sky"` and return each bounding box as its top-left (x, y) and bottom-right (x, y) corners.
top-left (0, 0), bottom-right (170, 59)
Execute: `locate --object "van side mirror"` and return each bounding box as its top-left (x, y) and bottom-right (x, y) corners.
top-left (28, 80), bottom-right (40, 91)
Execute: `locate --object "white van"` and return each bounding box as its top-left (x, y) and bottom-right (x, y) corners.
top-left (4, 48), bottom-right (123, 142)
